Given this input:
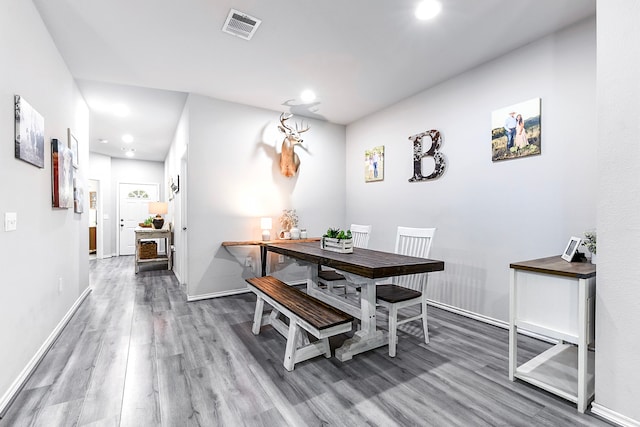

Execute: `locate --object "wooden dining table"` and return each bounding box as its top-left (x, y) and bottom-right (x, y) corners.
top-left (266, 241), bottom-right (445, 361)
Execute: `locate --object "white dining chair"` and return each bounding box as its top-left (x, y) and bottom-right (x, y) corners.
top-left (318, 224), bottom-right (371, 294)
top-left (376, 226), bottom-right (435, 357)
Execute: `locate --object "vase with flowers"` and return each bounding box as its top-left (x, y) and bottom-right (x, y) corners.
top-left (581, 231), bottom-right (596, 264)
top-left (279, 209), bottom-right (299, 239)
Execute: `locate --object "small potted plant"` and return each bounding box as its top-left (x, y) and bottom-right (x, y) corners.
top-left (321, 228), bottom-right (353, 253)
top-left (581, 230), bottom-right (597, 264)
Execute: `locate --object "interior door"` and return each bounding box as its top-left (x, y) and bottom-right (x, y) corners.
top-left (118, 183), bottom-right (159, 256)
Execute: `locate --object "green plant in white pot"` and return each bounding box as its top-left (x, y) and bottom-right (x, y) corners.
top-left (581, 231), bottom-right (596, 264)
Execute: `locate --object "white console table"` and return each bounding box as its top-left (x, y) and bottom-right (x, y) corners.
top-left (509, 256), bottom-right (596, 413)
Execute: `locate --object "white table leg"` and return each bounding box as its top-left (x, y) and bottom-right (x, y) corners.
top-left (509, 268), bottom-right (517, 381)
top-left (305, 266), bottom-right (387, 361)
top-left (335, 278), bottom-right (386, 361)
top-left (577, 278), bottom-right (588, 413)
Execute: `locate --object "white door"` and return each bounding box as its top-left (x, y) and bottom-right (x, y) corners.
top-left (180, 157), bottom-right (188, 286)
top-left (119, 183), bottom-right (159, 256)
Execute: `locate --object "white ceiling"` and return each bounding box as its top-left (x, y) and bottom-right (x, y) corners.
top-left (33, 0), bottom-right (595, 162)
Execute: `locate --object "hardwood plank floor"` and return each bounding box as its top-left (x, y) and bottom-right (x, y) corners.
top-left (0, 257), bottom-right (612, 426)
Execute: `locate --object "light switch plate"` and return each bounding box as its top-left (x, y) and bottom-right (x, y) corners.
top-left (4, 212), bottom-right (17, 231)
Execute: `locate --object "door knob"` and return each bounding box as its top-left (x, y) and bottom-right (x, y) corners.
top-left (182, 227), bottom-right (187, 231)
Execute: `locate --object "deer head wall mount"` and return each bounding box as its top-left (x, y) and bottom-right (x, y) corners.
top-left (278, 112), bottom-right (310, 178)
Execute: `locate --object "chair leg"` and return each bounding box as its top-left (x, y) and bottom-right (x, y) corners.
top-left (388, 305), bottom-right (398, 358)
top-left (422, 300), bottom-right (429, 344)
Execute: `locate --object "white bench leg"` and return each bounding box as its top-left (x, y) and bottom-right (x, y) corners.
top-left (284, 321), bottom-right (302, 371)
top-left (252, 296), bottom-right (264, 335)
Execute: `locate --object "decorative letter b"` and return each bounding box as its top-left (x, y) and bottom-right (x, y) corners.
top-left (408, 129), bottom-right (445, 182)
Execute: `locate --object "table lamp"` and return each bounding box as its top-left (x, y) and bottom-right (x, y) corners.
top-left (148, 202), bottom-right (168, 229)
top-left (261, 217), bottom-right (272, 241)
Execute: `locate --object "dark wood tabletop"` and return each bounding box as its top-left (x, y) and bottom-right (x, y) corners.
top-left (510, 255), bottom-right (596, 279)
top-left (266, 241), bottom-right (444, 279)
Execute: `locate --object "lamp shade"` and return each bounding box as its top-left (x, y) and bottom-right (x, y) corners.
top-left (260, 217), bottom-right (272, 230)
top-left (148, 202), bottom-right (168, 216)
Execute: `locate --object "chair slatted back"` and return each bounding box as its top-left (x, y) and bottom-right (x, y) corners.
top-left (350, 224), bottom-right (371, 249)
top-left (394, 227), bottom-right (436, 291)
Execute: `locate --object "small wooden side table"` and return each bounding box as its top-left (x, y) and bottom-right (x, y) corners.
top-left (135, 227), bottom-right (172, 274)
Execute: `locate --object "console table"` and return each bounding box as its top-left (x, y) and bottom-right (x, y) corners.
top-left (135, 227), bottom-right (172, 274)
top-left (221, 238), bottom-right (320, 276)
top-left (509, 256), bottom-right (596, 413)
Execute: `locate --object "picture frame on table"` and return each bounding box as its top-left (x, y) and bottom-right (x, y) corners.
top-left (561, 236), bottom-right (582, 262)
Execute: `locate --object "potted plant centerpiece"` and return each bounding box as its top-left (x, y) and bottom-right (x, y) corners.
top-left (581, 230), bottom-right (597, 264)
top-left (321, 228), bottom-right (354, 253)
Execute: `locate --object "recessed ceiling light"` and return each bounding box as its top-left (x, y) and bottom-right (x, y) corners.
top-left (122, 134), bottom-right (134, 143)
top-left (121, 147), bottom-right (136, 157)
top-left (98, 138), bottom-right (108, 144)
top-left (300, 89), bottom-right (316, 104)
top-left (415, 0), bottom-right (442, 20)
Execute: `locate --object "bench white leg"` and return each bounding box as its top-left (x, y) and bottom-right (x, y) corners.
top-left (321, 338), bottom-right (331, 358)
top-left (284, 321), bottom-right (302, 371)
top-left (252, 296), bottom-right (265, 335)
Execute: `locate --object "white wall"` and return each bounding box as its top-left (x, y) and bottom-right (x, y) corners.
top-left (109, 158), bottom-right (165, 256)
top-left (592, 1), bottom-right (640, 424)
top-left (0, 0), bottom-right (89, 410)
top-left (346, 18), bottom-right (597, 322)
top-left (164, 103), bottom-right (189, 283)
top-left (186, 94), bottom-right (346, 298)
top-left (88, 153), bottom-right (112, 257)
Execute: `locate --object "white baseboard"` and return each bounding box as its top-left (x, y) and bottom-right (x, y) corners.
top-left (187, 280), bottom-right (307, 302)
top-left (187, 287), bottom-right (250, 301)
top-left (0, 286), bottom-right (92, 418)
top-left (426, 299), bottom-right (557, 344)
top-left (591, 402), bottom-right (640, 427)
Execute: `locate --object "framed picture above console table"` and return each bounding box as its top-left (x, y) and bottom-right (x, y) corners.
top-left (508, 256), bottom-right (596, 413)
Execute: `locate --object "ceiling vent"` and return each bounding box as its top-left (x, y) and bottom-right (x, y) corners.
top-left (222, 9), bottom-right (262, 40)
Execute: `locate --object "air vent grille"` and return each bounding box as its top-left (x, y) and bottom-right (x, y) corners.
top-left (222, 9), bottom-right (262, 40)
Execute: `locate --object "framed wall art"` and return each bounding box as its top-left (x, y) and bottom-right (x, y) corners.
top-left (74, 173), bottom-right (84, 214)
top-left (365, 146), bottom-right (384, 182)
top-left (68, 128), bottom-right (79, 168)
top-left (14, 95), bottom-right (45, 168)
top-left (52, 138), bottom-right (74, 208)
top-left (491, 98), bottom-right (541, 162)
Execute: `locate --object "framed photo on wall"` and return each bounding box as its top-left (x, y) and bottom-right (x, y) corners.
top-left (68, 128), bottom-right (79, 168)
top-left (491, 98), bottom-right (541, 162)
top-left (365, 146), bottom-right (384, 182)
top-left (52, 138), bottom-right (74, 208)
top-left (14, 95), bottom-right (45, 168)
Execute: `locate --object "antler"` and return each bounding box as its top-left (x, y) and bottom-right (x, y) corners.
top-left (295, 121), bottom-right (310, 134)
top-left (279, 112), bottom-right (293, 132)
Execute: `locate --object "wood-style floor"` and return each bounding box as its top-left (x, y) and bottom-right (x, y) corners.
top-left (1, 257), bottom-right (611, 426)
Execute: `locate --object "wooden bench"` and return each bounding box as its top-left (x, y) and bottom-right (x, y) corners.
top-left (246, 276), bottom-right (354, 371)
